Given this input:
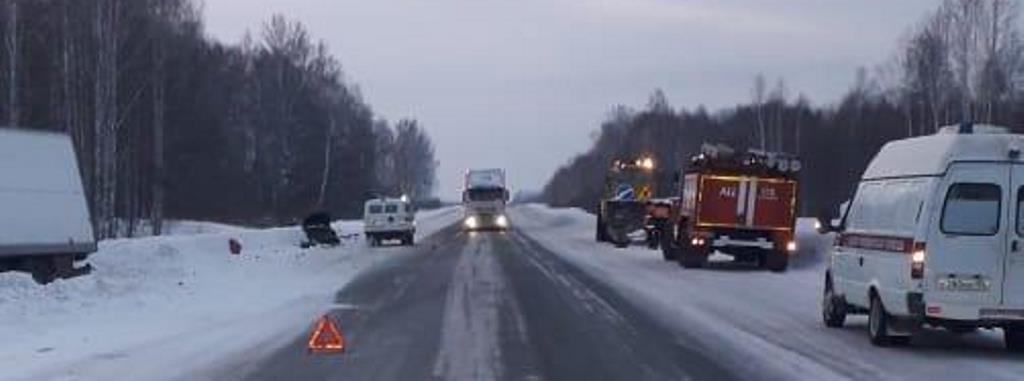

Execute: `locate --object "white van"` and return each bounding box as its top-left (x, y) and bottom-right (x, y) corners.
top-left (363, 197), bottom-right (415, 246)
top-left (0, 128), bottom-right (96, 283)
top-left (820, 124), bottom-right (1024, 350)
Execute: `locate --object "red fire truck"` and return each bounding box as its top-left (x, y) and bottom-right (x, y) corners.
top-left (661, 144), bottom-right (800, 272)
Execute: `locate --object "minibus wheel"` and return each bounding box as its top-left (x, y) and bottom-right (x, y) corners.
top-left (869, 294), bottom-right (908, 346)
top-left (822, 276), bottom-right (847, 328)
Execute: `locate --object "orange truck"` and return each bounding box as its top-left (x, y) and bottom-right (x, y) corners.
top-left (661, 145), bottom-right (800, 272)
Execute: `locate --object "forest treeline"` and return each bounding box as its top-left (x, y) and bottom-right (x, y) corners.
top-left (542, 0), bottom-right (1024, 217)
top-left (0, 0), bottom-right (437, 238)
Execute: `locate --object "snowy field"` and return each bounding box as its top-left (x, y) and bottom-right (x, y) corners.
top-left (0, 207), bottom-right (458, 381)
top-left (510, 204), bottom-right (1024, 381)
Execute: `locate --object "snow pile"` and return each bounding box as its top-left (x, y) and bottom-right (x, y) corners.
top-left (0, 207), bottom-right (458, 381)
top-left (510, 205), bottom-right (1024, 381)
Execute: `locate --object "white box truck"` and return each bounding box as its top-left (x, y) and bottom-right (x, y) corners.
top-left (462, 169), bottom-right (510, 231)
top-left (0, 128), bottom-right (95, 283)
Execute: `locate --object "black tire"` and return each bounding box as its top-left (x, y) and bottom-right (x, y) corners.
top-left (869, 294), bottom-right (908, 346)
top-left (765, 249), bottom-right (789, 273)
top-left (596, 212), bottom-right (607, 242)
top-left (406, 234), bottom-right (415, 246)
top-left (822, 276), bottom-right (847, 328)
top-left (678, 245), bottom-right (706, 269)
top-left (660, 226), bottom-right (678, 262)
top-left (28, 258), bottom-right (58, 285)
top-left (1005, 326), bottom-right (1024, 352)
top-left (647, 233), bottom-right (659, 250)
top-left (613, 238), bottom-right (629, 249)
top-left (947, 326), bottom-right (977, 334)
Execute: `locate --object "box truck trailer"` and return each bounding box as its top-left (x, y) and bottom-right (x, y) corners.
top-left (0, 128), bottom-right (95, 283)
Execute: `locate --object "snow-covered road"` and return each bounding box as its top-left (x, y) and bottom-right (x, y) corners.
top-left (510, 204), bottom-right (1024, 381)
top-left (6, 204), bottom-right (1023, 380)
top-left (0, 207), bottom-right (459, 381)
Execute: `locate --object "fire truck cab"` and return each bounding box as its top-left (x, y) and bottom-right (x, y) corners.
top-left (662, 144), bottom-right (800, 272)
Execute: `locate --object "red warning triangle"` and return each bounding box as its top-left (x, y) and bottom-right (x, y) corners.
top-left (307, 314), bottom-right (346, 354)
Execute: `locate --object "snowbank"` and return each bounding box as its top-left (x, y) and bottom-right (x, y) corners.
top-left (510, 204), bottom-right (1024, 381)
top-left (0, 207), bottom-right (458, 381)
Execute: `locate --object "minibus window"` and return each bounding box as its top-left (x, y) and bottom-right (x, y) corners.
top-left (1018, 187), bottom-right (1024, 236)
top-left (385, 204), bottom-right (398, 213)
top-left (941, 183), bottom-right (1001, 236)
top-left (368, 204), bottom-right (383, 214)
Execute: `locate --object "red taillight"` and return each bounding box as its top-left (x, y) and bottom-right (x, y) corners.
top-left (911, 242), bottom-right (925, 279)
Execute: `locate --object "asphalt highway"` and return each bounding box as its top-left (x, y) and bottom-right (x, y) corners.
top-left (226, 224), bottom-right (738, 381)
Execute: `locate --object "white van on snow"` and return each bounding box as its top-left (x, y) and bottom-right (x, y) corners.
top-left (0, 128), bottom-right (96, 283)
top-left (363, 197), bottom-right (415, 246)
top-left (820, 124), bottom-right (1024, 350)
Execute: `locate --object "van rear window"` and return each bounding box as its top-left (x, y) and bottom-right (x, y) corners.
top-left (368, 205), bottom-right (383, 214)
top-left (941, 183), bottom-right (1001, 236)
top-left (385, 204), bottom-right (398, 213)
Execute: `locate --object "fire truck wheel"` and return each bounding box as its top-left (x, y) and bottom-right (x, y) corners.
top-left (678, 247), bottom-right (706, 268)
top-left (765, 249), bottom-right (789, 272)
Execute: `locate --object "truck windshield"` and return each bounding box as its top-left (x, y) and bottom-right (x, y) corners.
top-left (466, 188), bottom-right (505, 202)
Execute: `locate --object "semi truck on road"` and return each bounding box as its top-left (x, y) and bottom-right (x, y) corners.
top-left (463, 168), bottom-right (510, 231)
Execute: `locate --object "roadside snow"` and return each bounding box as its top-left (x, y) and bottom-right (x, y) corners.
top-left (0, 207), bottom-right (458, 381)
top-left (510, 204), bottom-right (1024, 381)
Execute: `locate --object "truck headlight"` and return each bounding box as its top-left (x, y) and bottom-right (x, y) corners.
top-left (641, 157), bottom-right (655, 170)
top-left (465, 216), bottom-right (478, 229)
top-left (496, 215), bottom-right (508, 228)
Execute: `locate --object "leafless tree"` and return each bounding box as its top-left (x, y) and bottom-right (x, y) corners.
top-left (752, 73), bottom-right (767, 150)
top-left (4, 0), bottom-right (18, 127)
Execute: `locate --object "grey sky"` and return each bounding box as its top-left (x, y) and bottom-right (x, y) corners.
top-left (201, 0), bottom-right (935, 200)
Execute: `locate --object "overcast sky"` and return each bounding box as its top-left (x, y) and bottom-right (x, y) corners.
top-left (201, 0), bottom-right (936, 200)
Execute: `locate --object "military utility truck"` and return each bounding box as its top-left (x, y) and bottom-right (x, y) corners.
top-left (596, 156), bottom-right (657, 248)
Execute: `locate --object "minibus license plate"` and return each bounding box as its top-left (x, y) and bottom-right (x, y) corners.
top-left (937, 277), bottom-right (990, 292)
